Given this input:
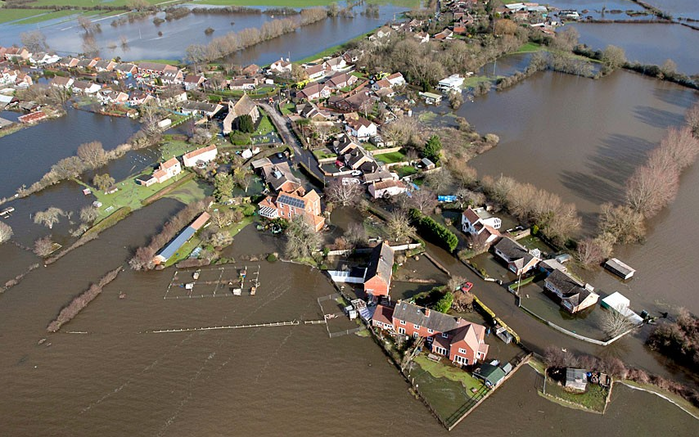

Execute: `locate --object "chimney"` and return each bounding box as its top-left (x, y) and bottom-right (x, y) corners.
top-left (424, 308), bottom-right (430, 317)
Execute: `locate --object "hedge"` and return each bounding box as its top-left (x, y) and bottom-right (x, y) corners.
top-left (409, 209), bottom-right (458, 253)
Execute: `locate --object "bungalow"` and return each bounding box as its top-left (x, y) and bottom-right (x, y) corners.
top-left (386, 72), bottom-right (406, 87)
top-left (183, 145), bottom-right (218, 168)
top-left (371, 78), bottom-right (393, 93)
top-left (390, 300), bottom-right (490, 366)
top-left (31, 52), bottom-right (60, 65)
top-left (161, 69), bottom-right (184, 85)
top-left (242, 64), bottom-right (261, 76)
top-left (153, 212), bottom-right (210, 265)
top-left (544, 269), bottom-right (599, 314)
top-left (97, 88), bottom-right (129, 105)
top-left (297, 102), bottom-right (330, 121)
top-left (433, 28), bottom-right (454, 40)
top-left (437, 74), bottom-right (465, 93)
top-left (258, 187), bottom-right (325, 232)
top-left (304, 62), bottom-right (330, 81)
top-left (269, 58), bottom-right (292, 74)
top-left (369, 26), bottom-right (393, 41)
top-left (332, 134), bottom-right (359, 155)
top-left (297, 82), bottom-right (331, 101)
top-left (493, 237), bottom-right (540, 275)
top-left (151, 157), bottom-right (182, 183)
top-left (114, 63), bottom-right (137, 76)
top-left (326, 72), bottom-right (357, 90)
top-left (229, 77), bottom-right (258, 91)
top-left (222, 94), bottom-right (260, 134)
top-left (137, 62), bottom-right (178, 76)
top-left (183, 74), bottom-right (206, 91)
top-left (180, 101), bottom-right (223, 118)
top-left (363, 168), bottom-right (395, 185)
top-left (93, 59), bottom-right (117, 72)
top-left (4, 47), bottom-right (31, 61)
top-left (77, 58), bottom-right (98, 69)
top-left (413, 31), bottom-right (430, 43)
top-left (14, 72), bottom-right (33, 88)
top-left (345, 117), bottom-right (377, 141)
top-left (368, 179), bottom-right (408, 199)
top-left (326, 56), bottom-right (347, 72)
top-left (364, 242), bottom-right (394, 297)
top-left (71, 80), bottom-right (101, 94)
top-left (58, 57), bottom-right (80, 68)
top-left (462, 206), bottom-right (501, 247)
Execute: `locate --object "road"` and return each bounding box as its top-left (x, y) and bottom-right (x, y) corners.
top-left (257, 101), bottom-right (327, 184)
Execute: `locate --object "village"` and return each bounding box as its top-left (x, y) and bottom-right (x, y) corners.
top-left (0, 0), bottom-right (695, 432)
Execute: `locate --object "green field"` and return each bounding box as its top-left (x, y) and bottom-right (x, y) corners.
top-left (515, 42), bottom-right (545, 54)
top-left (0, 8), bottom-right (45, 24)
top-left (13, 9), bottom-right (78, 25)
top-left (255, 110), bottom-right (277, 136)
top-left (26, 0), bottom-right (169, 7)
top-left (374, 150), bottom-right (406, 164)
top-left (194, 0), bottom-right (420, 7)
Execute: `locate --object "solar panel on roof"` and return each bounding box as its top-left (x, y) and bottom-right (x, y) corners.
top-left (278, 195), bottom-right (305, 209)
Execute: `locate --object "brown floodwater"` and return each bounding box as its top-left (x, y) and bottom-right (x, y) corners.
top-left (464, 71), bottom-right (699, 317)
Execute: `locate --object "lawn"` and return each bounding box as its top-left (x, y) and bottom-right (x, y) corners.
top-left (462, 75), bottom-right (496, 89)
top-left (255, 110), bottom-right (277, 136)
top-left (374, 150), bottom-right (406, 164)
top-left (312, 148), bottom-right (336, 159)
top-left (542, 377), bottom-right (609, 413)
top-left (133, 59), bottom-right (182, 66)
top-left (0, 9), bottom-right (44, 24)
top-left (195, 0), bottom-right (419, 7)
top-left (515, 42), bottom-right (545, 54)
top-left (77, 171), bottom-right (192, 221)
top-left (11, 9), bottom-right (77, 25)
top-left (160, 139), bottom-right (199, 161)
top-left (280, 102), bottom-right (296, 116)
top-left (28, 0), bottom-right (169, 7)
top-left (410, 353), bottom-right (486, 425)
top-left (395, 165), bottom-right (417, 178)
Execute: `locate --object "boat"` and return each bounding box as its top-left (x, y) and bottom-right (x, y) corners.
top-left (0, 206), bottom-right (15, 217)
top-left (192, 269), bottom-right (201, 280)
top-left (250, 286), bottom-right (256, 296)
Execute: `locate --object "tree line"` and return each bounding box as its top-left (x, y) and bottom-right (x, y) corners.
top-left (578, 103), bottom-right (699, 267)
top-left (185, 8), bottom-right (328, 64)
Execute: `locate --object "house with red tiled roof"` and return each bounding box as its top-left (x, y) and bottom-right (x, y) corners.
top-left (183, 145), bottom-right (217, 168)
top-left (152, 157), bottom-right (182, 183)
top-left (258, 187), bottom-right (325, 232)
top-left (364, 242), bottom-right (394, 297)
top-left (462, 206), bottom-right (502, 247)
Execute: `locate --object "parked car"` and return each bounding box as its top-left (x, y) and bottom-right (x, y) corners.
top-left (460, 282), bottom-right (473, 293)
top-left (350, 170), bottom-right (362, 176)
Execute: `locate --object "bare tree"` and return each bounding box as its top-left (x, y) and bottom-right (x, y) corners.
top-left (78, 16), bottom-right (95, 34)
top-left (210, 209), bottom-right (234, 228)
top-left (209, 231), bottom-right (233, 249)
top-left (325, 179), bottom-right (362, 207)
top-left (599, 203), bottom-right (646, 244)
top-left (601, 45), bottom-right (626, 70)
top-left (0, 222), bottom-right (13, 244)
top-left (686, 102), bottom-right (699, 136)
top-left (77, 141), bottom-right (107, 170)
top-left (656, 126), bottom-right (699, 171)
top-left (448, 159), bottom-right (478, 188)
top-left (576, 235), bottom-right (613, 268)
top-left (233, 167), bottom-right (253, 193)
top-left (601, 309), bottom-right (635, 337)
top-left (408, 188), bottom-right (438, 214)
top-left (456, 188), bottom-right (485, 208)
top-left (344, 222), bottom-right (367, 247)
top-left (79, 205), bottom-right (99, 224)
top-left (382, 116), bottom-right (418, 146)
top-left (424, 168), bottom-right (454, 193)
top-left (386, 210), bottom-right (415, 243)
top-left (448, 90), bottom-right (464, 110)
top-left (20, 30), bottom-right (49, 53)
top-left (661, 59), bottom-right (677, 77)
top-left (625, 164), bottom-right (679, 218)
top-left (284, 215), bottom-right (321, 260)
top-left (34, 235), bottom-right (54, 257)
top-left (34, 207), bottom-right (64, 230)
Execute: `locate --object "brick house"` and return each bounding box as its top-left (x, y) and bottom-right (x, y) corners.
top-left (258, 187), bottom-right (325, 232)
top-left (462, 206), bottom-right (502, 247)
top-left (363, 242), bottom-right (394, 297)
top-left (380, 301), bottom-right (490, 366)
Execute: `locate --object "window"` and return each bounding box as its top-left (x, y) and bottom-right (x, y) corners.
top-left (414, 324), bottom-right (421, 330)
top-left (458, 348), bottom-right (466, 354)
top-left (427, 329), bottom-right (434, 334)
top-left (398, 327), bottom-right (405, 334)
top-left (400, 320), bottom-right (406, 325)
top-left (441, 333), bottom-right (449, 339)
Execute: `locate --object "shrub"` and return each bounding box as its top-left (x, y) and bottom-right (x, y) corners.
top-left (266, 253), bottom-right (278, 262)
top-left (409, 209), bottom-right (458, 253)
top-left (230, 131), bottom-right (251, 146)
top-left (434, 291), bottom-right (454, 313)
top-left (242, 204), bottom-right (256, 216)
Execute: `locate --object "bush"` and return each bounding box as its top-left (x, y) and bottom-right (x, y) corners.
top-left (230, 131), bottom-right (251, 146)
top-left (434, 291), bottom-right (454, 313)
top-left (409, 209), bottom-right (458, 253)
top-left (241, 204), bottom-right (256, 216)
top-left (266, 253), bottom-right (278, 262)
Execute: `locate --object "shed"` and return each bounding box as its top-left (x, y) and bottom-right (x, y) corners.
top-left (604, 258), bottom-right (635, 280)
top-left (421, 158), bottom-right (435, 170)
top-left (601, 292), bottom-right (643, 325)
top-left (565, 368), bottom-right (587, 391)
top-left (475, 362), bottom-right (507, 388)
top-left (0, 117), bottom-right (12, 129)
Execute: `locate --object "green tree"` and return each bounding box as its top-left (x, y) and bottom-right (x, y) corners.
top-left (213, 172), bottom-right (234, 202)
top-left (229, 131), bottom-right (251, 146)
top-left (434, 291), bottom-right (454, 313)
top-left (424, 135), bottom-right (442, 163)
top-left (237, 114), bottom-right (255, 133)
top-left (93, 173), bottom-right (115, 192)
